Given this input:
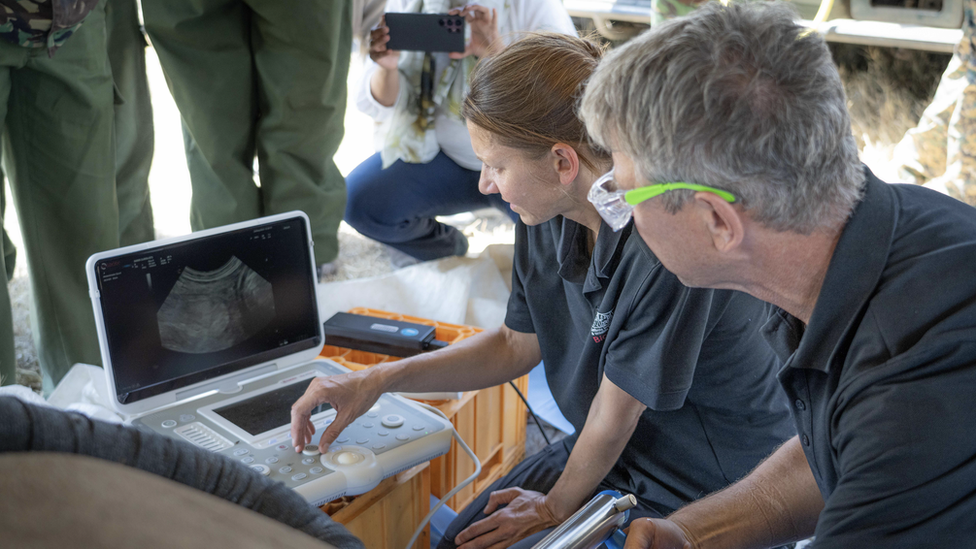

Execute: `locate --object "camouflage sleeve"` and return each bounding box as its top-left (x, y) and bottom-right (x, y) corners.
top-left (0, 0), bottom-right (92, 54)
top-left (941, 0), bottom-right (976, 206)
top-left (896, 0), bottom-right (976, 206)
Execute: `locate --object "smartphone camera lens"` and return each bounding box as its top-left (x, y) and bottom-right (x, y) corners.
top-left (439, 18), bottom-right (445, 26)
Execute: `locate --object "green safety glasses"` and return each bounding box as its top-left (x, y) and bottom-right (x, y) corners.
top-left (587, 170), bottom-right (737, 232)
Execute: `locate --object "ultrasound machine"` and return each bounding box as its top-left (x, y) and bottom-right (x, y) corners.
top-left (85, 212), bottom-right (469, 516)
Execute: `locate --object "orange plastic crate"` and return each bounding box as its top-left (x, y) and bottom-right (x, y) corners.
top-left (323, 463), bottom-right (431, 549)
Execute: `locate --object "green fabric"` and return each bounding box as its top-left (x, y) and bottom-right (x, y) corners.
top-left (142, 0), bottom-right (352, 264)
top-left (106, 0), bottom-right (154, 246)
top-left (0, 0), bottom-right (118, 392)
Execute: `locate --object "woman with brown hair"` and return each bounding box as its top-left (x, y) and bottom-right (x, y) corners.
top-left (290, 32), bottom-right (793, 549)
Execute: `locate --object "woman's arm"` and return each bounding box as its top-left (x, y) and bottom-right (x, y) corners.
top-left (292, 324), bottom-right (542, 451)
top-left (366, 16), bottom-right (401, 107)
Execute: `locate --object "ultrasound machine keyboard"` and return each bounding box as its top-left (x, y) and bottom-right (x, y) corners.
top-left (130, 359), bottom-right (453, 506)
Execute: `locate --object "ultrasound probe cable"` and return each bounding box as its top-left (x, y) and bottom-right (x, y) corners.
top-left (509, 380), bottom-right (551, 446)
top-left (405, 403), bottom-right (482, 549)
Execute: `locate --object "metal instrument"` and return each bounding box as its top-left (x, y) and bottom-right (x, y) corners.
top-left (531, 490), bottom-right (635, 549)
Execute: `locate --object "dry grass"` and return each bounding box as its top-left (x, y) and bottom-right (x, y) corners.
top-left (830, 44), bottom-right (950, 173)
top-left (10, 275), bottom-right (39, 392)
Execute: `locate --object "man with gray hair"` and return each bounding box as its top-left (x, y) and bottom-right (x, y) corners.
top-left (581, 1), bottom-right (976, 547)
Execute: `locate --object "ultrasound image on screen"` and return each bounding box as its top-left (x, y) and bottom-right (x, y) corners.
top-left (94, 217), bottom-right (320, 404)
top-left (157, 256), bottom-right (275, 354)
top-left (213, 377), bottom-right (333, 437)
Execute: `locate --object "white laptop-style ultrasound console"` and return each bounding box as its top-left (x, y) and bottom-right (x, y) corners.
top-left (86, 212), bottom-right (453, 506)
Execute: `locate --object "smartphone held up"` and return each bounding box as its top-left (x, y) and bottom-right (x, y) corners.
top-left (385, 13), bottom-right (466, 53)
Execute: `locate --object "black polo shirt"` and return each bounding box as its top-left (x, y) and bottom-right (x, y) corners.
top-left (506, 216), bottom-right (794, 515)
top-left (762, 168), bottom-right (976, 547)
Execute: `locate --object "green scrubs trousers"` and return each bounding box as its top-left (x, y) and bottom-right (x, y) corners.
top-left (0, 0), bottom-right (119, 392)
top-left (142, 0), bottom-right (351, 265)
top-left (107, 0), bottom-right (156, 246)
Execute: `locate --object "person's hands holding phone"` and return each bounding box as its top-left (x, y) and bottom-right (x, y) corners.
top-left (448, 4), bottom-right (501, 59)
top-left (369, 15), bottom-right (399, 71)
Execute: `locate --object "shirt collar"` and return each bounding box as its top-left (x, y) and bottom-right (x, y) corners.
top-left (555, 216), bottom-right (631, 291)
top-left (765, 166), bottom-right (896, 373)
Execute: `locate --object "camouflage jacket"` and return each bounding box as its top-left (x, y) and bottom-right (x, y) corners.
top-left (0, 0), bottom-right (96, 56)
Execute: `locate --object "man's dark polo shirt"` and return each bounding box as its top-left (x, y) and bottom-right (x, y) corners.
top-left (762, 168), bottom-right (976, 546)
top-left (506, 216), bottom-right (794, 515)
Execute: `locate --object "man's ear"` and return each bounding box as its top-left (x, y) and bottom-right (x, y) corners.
top-left (694, 192), bottom-right (745, 253)
top-left (550, 143), bottom-right (580, 186)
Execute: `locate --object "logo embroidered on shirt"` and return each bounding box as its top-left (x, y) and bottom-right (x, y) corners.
top-left (590, 309), bottom-right (613, 343)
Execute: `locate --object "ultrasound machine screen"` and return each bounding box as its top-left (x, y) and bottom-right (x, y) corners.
top-left (92, 217), bottom-right (320, 404)
top-left (212, 377), bottom-right (333, 437)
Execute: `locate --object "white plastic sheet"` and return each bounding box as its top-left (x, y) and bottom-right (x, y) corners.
top-left (317, 245), bottom-right (513, 328)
